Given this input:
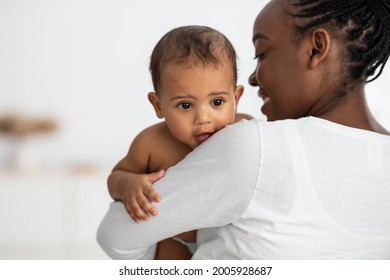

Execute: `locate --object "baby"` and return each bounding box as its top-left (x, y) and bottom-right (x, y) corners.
top-left (107, 25), bottom-right (251, 259)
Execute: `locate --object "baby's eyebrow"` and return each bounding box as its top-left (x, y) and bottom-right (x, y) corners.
top-left (170, 94), bottom-right (197, 101)
top-left (170, 92), bottom-right (230, 101)
top-left (208, 91), bottom-right (230, 97)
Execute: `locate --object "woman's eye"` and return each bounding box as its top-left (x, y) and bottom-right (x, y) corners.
top-left (178, 102), bottom-right (191, 109)
top-left (254, 53), bottom-right (265, 62)
top-left (212, 99), bottom-right (224, 107)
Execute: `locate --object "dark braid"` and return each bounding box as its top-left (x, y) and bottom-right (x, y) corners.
top-left (291, 0), bottom-right (390, 83)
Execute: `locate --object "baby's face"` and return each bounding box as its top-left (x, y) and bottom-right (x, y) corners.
top-left (157, 64), bottom-right (243, 149)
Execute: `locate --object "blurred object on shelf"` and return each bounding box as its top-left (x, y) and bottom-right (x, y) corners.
top-left (0, 114), bottom-right (57, 137)
top-left (67, 162), bottom-right (103, 175)
top-left (0, 113), bottom-right (58, 171)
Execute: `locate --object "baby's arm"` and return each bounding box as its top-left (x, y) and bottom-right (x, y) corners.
top-left (107, 124), bottom-right (196, 259)
top-left (108, 128), bottom-right (164, 223)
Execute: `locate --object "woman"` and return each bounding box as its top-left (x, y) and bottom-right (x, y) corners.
top-left (97, 0), bottom-right (390, 259)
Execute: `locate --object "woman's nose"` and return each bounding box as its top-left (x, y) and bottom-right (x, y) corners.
top-left (248, 71), bottom-right (258, 87)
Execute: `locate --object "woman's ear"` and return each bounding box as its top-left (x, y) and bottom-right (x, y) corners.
top-left (148, 92), bottom-right (164, 119)
top-left (308, 28), bottom-right (330, 69)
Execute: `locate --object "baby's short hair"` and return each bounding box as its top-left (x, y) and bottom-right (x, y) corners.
top-left (149, 25), bottom-right (238, 91)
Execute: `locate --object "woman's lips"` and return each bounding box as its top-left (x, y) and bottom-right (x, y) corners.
top-left (258, 90), bottom-right (270, 116)
top-left (258, 90), bottom-right (270, 105)
top-left (262, 95), bottom-right (270, 104)
top-left (194, 133), bottom-right (213, 144)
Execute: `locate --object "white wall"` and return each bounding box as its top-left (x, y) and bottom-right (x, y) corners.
top-left (0, 0), bottom-right (389, 171)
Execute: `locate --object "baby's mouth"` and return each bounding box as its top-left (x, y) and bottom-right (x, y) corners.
top-left (194, 132), bottom-right (213, 144)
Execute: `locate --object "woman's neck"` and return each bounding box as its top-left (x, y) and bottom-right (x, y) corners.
top-left (316, 86), bottom-right (390, 135)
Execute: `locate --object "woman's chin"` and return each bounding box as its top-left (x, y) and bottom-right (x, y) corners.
top-left (261, 106), bottom-right (273, 121)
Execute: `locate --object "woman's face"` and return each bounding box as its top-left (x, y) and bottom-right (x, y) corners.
top-left (249, 0), bottom-right (319, 121)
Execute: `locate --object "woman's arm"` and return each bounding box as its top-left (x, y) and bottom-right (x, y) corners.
top-left (97, 119), bottom-right (261, 259)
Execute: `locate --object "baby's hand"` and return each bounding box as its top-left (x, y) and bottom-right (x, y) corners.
top-left (123, 170), bottom-right (165, 223)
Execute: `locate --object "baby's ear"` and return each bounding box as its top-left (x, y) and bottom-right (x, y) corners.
top-left (148, 92), bottom-right (164, 119)
top-left (234, 85), bottom-right (244, 105)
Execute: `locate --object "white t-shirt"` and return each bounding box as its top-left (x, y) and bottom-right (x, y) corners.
top-left (97, 117), bottom-right (390, 259)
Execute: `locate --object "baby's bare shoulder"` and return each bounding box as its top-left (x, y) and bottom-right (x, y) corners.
top-left (135, 122), bottom-right (191, 171)
top-left (135, 122), bottom-right (188, 154)
top-left (136, 121), bottom-right (172, 143)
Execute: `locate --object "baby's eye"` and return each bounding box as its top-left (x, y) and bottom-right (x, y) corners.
top-left (212, 99), bottom-right (224, 107)
top-left (178, 102), bottom-right (191, 110)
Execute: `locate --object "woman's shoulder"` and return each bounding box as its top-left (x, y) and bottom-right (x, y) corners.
top-left (299, 117), bottom-right (390, 141)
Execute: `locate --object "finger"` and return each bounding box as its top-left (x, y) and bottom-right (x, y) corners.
top-left (144, 186), bottom-right (161, 203)
top-left (137, 194), bottom-right (158, 216)
top-left (129, 211), bottom-right (141, 223)
top-left (125, 202), bottom-right (141, 223)
top-left (148, 169), bottom-right (166, 183)
top-left (129, 196), bottom-right (150, 221)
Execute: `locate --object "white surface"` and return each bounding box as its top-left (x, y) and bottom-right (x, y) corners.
top-left (0, 171), bottom-right (112, 259)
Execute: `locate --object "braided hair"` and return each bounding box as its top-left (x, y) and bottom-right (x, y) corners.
top-left (291, 0), bottom-right (390, 83)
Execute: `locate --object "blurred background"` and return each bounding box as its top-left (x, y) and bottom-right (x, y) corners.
top-left (0, 0), bottom-right (389, 259)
